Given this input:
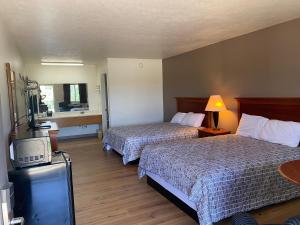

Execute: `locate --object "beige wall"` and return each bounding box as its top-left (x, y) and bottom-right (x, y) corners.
top-left (107, 58), bottom-right (163, 127)
top-left (163, 18), bottom-right (300, 132)
top-left (24, 64), bottom-right (101, 112)
top-left (0, 20), bottom-right (23, 189)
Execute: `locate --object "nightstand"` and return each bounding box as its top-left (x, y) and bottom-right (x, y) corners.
top-left (198, 127), bottom-right (231, 138)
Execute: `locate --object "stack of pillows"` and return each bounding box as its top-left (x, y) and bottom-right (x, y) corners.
top-left (236, 113), bottom-right (300, 147)
top-left (171, 112), bottom-right (205, 128)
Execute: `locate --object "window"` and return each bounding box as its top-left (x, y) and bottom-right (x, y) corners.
top-left (40, 85), bottom-right (55, 112)
top-left (70, 84), bottom-right (80, 102)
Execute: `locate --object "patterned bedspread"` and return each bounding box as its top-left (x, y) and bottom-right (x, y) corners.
top-left (103, 122), bottom-right (198, 164)
top-left (138, 135), bottom-right (300, 225)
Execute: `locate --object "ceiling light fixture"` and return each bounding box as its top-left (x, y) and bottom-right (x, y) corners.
top-left (41, 62), bottom-right (84, 66)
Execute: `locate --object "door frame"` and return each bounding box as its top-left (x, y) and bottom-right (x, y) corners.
top-left (100, 73), bottom-right (110, 131)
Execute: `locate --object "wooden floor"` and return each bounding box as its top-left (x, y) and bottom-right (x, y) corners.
top-left (59, 137), bottom-right (300, 225)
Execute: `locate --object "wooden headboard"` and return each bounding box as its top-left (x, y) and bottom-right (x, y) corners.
top-left (176, 97), bottom-right (209, 127)
top-left (236, 98), bottom-right (300, 122)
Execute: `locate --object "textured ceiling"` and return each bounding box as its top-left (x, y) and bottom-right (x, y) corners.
top-left (0, 0), bottom-right (300, 63)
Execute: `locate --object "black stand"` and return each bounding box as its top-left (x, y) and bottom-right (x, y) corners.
top-left (213, 111), bottom-right (219, 130)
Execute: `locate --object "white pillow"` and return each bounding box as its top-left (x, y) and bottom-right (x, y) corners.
top-left (180, 112), bottom-right (205, 128)
top-left (259, 120), bottom-right (300, 147)
top-left (170, 112), bottom-right (186, 124)
top-left (236, 113), bottom-right (269, 139)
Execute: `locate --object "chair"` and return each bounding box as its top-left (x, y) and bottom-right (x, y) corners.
top-left (232, 213), bottom-right (259, 225)
top-left (232, 213), bottom-right (300, 225)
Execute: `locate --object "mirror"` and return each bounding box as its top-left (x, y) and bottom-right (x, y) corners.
top-left (40, 83), bottom-right (88, 112)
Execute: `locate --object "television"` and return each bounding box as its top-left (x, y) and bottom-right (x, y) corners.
top-left (28, 94), bottom-right (39, 129)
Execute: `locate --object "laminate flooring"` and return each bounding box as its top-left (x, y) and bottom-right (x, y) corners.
top-left (59, 137), bottom-right (300, 225)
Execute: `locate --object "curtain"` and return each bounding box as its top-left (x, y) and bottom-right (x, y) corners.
top-left (79, 83), bottom-right (87, 103)
top-left (63, 84), bottom-right (70, 104)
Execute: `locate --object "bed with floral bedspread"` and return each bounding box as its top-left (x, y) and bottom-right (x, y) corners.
top-left (103, 122), bottom-right (199, 164)
top-left (139, 134), bottom-right (300, 225)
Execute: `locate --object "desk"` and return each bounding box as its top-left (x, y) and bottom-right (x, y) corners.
top-left (12, 122), bottom-right (60, 152)
top-left (278, 160), bottom-right (300, 186)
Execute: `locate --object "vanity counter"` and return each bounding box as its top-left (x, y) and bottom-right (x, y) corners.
top-left (39, 112), bottom-right (102, 128)
top-left (40, 111), bottom-right (100, 119)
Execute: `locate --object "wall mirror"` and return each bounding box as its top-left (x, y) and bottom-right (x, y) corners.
top-left (40, 83), bottom-right (88, 112)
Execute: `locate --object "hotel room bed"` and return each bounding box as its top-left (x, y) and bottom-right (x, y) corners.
top-left (103, 97), bottom-right (209, 165)
top-left (138, 134), bottom-right (300, 225)
top-left (138, 98), bottom-right (300, 225)
top-left (103, 122), bottom-right (199, 164)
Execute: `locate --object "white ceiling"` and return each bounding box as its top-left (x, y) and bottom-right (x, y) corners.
top-left (1, 0), bottom-right (300, 64)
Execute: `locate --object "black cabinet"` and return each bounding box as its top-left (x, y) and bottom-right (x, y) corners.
top-left (9, 152), bottom-right (75, 225)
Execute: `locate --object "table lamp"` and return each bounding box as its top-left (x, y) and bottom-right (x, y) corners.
top-left (205, 95), bottom-right (227, 130)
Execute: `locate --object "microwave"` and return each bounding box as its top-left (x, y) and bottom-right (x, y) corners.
top-left (10, 136), bottom-right (52, 168)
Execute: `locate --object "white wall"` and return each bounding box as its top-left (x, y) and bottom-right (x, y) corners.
top-left (24, 64), bottom-right (101, 112)
top-left (0, 19), bottom-right (23, 191)
top-left (107, 58), bottom-right (163, 127)
top-left (0, 98), bottom-right (7, 191)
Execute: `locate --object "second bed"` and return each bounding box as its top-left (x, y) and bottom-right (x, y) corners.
top-left (103, 97), bottom-right (209, 164)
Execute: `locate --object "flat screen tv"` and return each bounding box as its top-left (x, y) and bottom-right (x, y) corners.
top-left (28, 94), bottom-right (39, 129)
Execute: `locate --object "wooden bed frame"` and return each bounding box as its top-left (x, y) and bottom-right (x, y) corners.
top-left (236, 98), bottom-right (300, 122)
top-left (176, 97), bottom-right (209, 127)
top-left (148, 97), bottom-right (300, 223)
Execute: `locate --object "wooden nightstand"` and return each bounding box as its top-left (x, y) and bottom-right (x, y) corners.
top-left (198, 127), bottom-right (231, 138)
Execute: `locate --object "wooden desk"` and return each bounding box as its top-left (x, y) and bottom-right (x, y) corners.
top-left (278, 160), bottom-right (300, 186)
top-left (12, 122), bottom-right (60, 152)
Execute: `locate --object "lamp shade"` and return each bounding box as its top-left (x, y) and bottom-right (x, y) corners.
top-left (205, 95), bottom-right (227, 112)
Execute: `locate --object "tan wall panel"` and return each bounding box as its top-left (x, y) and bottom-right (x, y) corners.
top-left (163, 18), bottom-right (300, 131)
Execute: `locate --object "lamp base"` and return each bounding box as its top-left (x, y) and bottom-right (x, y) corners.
top-left (212, 111), bottom-right (219, 130)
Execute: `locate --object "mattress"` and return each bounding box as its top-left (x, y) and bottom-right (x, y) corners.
top-left (138, 135), bottom-right (300, 225)
top-left (103, 122), bottom-right (199, 164)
